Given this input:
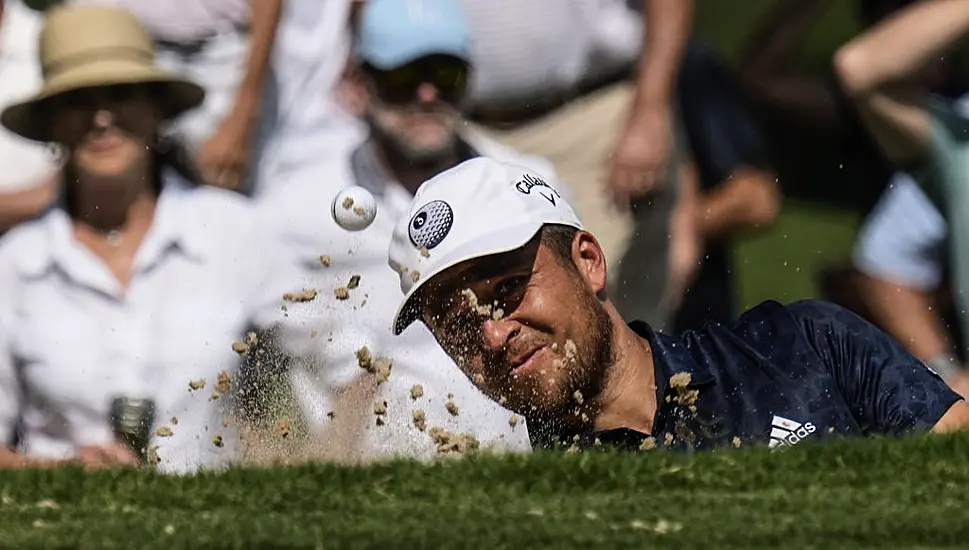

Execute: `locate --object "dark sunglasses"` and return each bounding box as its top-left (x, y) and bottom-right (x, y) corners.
top-left (363, 55), bottom-right (469, 105)
top-left (51, 83), bottom-right (153, 112)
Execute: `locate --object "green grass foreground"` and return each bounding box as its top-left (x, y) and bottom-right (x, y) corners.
top-left (2, 434), bottom-right (969, 549)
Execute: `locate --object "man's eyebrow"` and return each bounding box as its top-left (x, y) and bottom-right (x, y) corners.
top-left (462, 254), bottom-right (528, 281)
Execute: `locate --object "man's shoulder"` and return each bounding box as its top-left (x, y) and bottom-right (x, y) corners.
top-left (733, 298), bottom-right (857, 329)
top-left (710, 299), bottom-right (857, 355)
top-left (726, 299), bottom-right (873, 355)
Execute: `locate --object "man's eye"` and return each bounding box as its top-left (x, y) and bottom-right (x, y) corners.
top-left (496, 276), bottom-right (527, 297)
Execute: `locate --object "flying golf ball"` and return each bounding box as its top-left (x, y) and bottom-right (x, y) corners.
top-left (331, 185), bottom-right (377, 231)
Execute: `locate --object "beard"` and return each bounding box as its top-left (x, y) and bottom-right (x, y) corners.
top-left (548, 284), bottom-right (614, 418)
top-left (369, 106), bottom-right (460, 165)
top-left (491, 281), bottom-right (615, 425)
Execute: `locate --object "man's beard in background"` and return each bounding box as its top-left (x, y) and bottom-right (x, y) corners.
top-left (369, 107), bottom-right (460, 166)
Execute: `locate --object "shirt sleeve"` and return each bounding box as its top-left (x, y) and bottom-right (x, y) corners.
top-left (785, 299), bottom-right (962, 435)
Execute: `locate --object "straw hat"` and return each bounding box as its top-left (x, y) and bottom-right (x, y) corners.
top-left (1, 4), bottom-right (205, 143)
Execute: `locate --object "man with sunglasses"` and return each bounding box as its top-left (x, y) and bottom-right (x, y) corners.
top-left (264, 0), bottom-right (555, 461)
top-left (388, 157), bottom-right (969, 453)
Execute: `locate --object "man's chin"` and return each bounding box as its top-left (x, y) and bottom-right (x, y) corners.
top-left (392, 132), bottom-right (458, 161)
top-left (500, 384), bottom-right (575, 419)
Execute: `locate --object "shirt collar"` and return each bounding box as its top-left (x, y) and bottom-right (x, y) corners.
top-left (628, 320), bottom-right (718, 403)
top-left (145, 169), bottom-right (211, 261)
top-left (528, 321), bottom-right (719, 451)
top-left (16, 168), bottom-right (210, 278)
top-left (349, 137), bottom-right (482, 197)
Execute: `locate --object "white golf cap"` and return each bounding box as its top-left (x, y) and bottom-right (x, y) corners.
top-left (389, 157), bottom-right (583, 335)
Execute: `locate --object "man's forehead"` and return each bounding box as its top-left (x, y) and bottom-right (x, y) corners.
top-left (437, 242), bottom-right (541, 287)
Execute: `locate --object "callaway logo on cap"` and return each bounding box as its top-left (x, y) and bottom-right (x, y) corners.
top-left (388, 157), bottom-right (582, 335)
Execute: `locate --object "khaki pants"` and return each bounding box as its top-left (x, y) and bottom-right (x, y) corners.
top-left (472, 82), bottom-right (683, 328)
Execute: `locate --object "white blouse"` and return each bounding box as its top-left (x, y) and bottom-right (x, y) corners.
top-left (0, 172), bottom-right (294, 474)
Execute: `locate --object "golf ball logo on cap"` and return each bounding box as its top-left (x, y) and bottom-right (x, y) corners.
top-left (409, 200), bottom-right (453, 250)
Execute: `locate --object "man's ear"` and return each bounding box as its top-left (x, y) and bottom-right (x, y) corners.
top-left (571, 230), bottom-right (608, 297)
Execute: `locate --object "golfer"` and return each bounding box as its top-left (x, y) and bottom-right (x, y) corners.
top-left (388, 157), bottom-right (969, 451)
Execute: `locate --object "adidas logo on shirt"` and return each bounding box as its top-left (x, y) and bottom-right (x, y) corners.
top-left (768, 415), bottom-right (816, 449)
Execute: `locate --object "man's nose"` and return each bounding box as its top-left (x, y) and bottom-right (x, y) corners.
top-left (416, 82), bottom-right (439, 103)
top-left (481, 318), bottom-right (519, 352)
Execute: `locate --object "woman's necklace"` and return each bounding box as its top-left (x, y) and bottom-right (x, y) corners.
top-left (106, 229), bottom-right (123, 248)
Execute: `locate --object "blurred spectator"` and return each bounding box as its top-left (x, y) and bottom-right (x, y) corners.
top-left (835, 0), bottom-right (969, 396)
top-left (0, 5), bottom-right (293, 472)
top-left (264, 0), bottom-right (540, 461)
top-left (461, 0), bottom-right (694, 329)
top-left (255, 0), bottom-right (366, 201)
top-left (71, 0), bottom-right (282, 195)
top-left (737, 0), bottom-right (967, 212)
top-left (670, 39), bottom-right (780, 331)
top-left (852, 173), bottom-right (957, 362)
top-left (0, 0), bottom-right (59, 234)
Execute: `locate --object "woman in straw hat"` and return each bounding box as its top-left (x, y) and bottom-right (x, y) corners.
top-left (0, 4), bottom-right (297, 473)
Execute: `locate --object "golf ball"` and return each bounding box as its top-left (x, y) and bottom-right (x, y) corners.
top-left (331, 185), bottom-right (377, 231)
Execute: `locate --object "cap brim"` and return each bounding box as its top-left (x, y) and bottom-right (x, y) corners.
top-left (391, 220), bottom-right (579, 335)
top-left (1, 60), bottom-right (205, 143)
top-left (358, 43), bottom-right (471, 70)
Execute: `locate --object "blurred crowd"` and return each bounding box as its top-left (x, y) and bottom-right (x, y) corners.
top-left (2, 0), bottom-right (969, 473)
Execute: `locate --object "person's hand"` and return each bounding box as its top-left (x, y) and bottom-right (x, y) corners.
top-left (196, 110), bottom-right (253, 191)
top-left (0, 451), bottom-right (69, 470)
top-left (74, 444), bottom-right (140, 470)
top-left (605, 106), bottom-right (673, 209)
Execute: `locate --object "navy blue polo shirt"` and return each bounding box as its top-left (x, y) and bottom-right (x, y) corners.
top-left (533, 299), bottom-right (962, 452)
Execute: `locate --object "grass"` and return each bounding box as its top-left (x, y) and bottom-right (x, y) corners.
top-left (2, 433), bottom-right (969, 549)
top-left (734, 199), bottom-right (861, 309)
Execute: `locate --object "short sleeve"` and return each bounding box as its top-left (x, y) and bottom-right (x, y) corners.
top-left (852, 173), bottom-right (947, 289)
top-left (786, 300), bottom-right (962, 435)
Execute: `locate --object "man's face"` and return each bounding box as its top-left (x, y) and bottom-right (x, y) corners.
top-left (417, 231), bottom-right (615, 421)
top-left (363, 54), bottom-right (469, 163)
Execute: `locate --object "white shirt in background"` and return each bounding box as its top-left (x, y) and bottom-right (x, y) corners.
top-left (256, 0), bottom-right (366, 199)
top-left (0, 0), bottom-right (59, 194)
top-left (461, 0), bottom-right (642, 109)
top-left (263, 133), bottom-right (558, 460)
top-left (0, 173), bottom-right (295, 474)
top-left (70, 0), bottom-right (249, 41)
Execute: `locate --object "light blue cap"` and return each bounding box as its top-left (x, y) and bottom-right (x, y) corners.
top-left (355, 0), bottom-right (471, 70)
